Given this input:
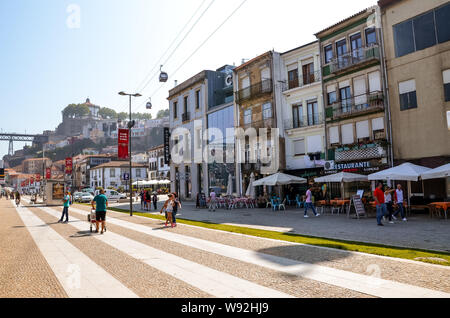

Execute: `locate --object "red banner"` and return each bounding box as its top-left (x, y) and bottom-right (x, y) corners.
top-left (118, 129), bottom-right (130, 160)
top-left (46, 168), bottom-right (51, 180)
top-left (65, 157), bottom-right (73, 175)
top-left (36, 174), bottom-right (41, 182)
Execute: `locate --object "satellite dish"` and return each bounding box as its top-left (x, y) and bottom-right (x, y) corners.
top-left (159, 65), bottom-right (168, 83)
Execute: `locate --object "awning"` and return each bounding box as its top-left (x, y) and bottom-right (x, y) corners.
top-left (421, 163), bottom-right (450, 180)
top-left (253, 173), bottom-right (307, 187)
top-left (368, 163), bottom-right (431, 182)
top-left (315, 172), bottom-right (368, 183)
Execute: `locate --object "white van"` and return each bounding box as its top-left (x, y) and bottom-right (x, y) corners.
top-left (94, 189), bottom-right (121, 202)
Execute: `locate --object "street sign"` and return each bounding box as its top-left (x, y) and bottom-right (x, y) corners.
top-left (123, 173), bottom-right (130, 181)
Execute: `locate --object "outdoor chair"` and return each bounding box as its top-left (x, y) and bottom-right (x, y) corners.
top-left (286, 195), bottom-right (294, 206)
top-left (279, 199), bottom-right (287, 211)
top-left (315, 201), bottom-right (324, 214)
top-left (295, 197), bottom-right (304, 209)
top-left (266, 200), bottom-right (272, 209)
top-left (331, 202), bottom-right (341, 215)
top-left (271, 198), bottom-right (280, 211)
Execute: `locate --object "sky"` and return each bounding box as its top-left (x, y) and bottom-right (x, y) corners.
top-left (0, 0), bottom-right (376, 158)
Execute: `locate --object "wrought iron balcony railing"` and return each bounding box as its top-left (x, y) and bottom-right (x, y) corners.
top-left (241, 118), bottom-right (275, 131)
top-left (282, 70), bottom-right (322, 92)
top-left (236, 79), bottom-right (273, 104)
top-left (284, 113), bottom-right (325, 130)
top-left (326, 91), bottom-right (384, 120)
top-left (182, 112), bottom-right (191, 122)
top-left (329, 44), bottom-right (380, 74)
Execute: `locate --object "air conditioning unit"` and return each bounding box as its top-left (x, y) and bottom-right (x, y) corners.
top-left (324, 160), bottom-right (335, 171)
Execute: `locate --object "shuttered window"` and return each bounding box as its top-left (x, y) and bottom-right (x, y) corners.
top-left (399, 79), bottom-right (417, 110)
top-left (294, 140), bottom-right (305, 156)
top-left (356, 121), bottom-right (370, 139)
top-left (341, 124), bottom-right (354, 145)
top-left (443, 70), bottom-right (450, 102)
top-left (307, 135), bottom-right (322, 154)
top-left (329, 126), bottom-right (340, 145)
top-left (369, 71), bottom-right (381, 93)
top-left (353, 76), bottom-right (367, 107)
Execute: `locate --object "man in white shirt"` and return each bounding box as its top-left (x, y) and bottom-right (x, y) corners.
top-left (304, 186), bottom-right (320, 218)
top-left (209, 189), bottom-right (217, 212)
top-left (393, 184), bottom-right (407, 222)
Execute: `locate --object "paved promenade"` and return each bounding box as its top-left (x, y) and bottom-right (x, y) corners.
top-left (1, 197), bottom-right (449, 298)
top-left (117, 198), bottom-right (450, 253)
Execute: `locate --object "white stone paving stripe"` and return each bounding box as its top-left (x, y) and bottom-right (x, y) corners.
top-left (38, 206), bottom-right (292, 298)
top-left (14, 203), bottom-right (138, 298)
top-left (66, 206), bottom-right (450, 298)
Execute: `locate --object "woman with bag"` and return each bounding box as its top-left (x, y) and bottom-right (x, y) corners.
top-left (160, 194), bottom-right (175, 228)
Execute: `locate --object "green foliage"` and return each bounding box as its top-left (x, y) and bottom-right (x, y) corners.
top-left (157, 109), bottom-right (169, 118)
top-left (99, 107), bottom-right (117, 119)
top-left (62, 104), bottom-right (90, 118)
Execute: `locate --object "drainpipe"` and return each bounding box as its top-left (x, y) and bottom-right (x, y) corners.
top-left (377, 6), bottom-right (394, 168)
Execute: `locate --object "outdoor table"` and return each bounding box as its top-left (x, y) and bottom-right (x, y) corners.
top-left (429, 202), bottom-right (450, 219)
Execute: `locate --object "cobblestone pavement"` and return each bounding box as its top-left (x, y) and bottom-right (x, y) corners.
top-left (1, 197), bottom-right (449, 298)
top-left (120, 200), bottom-right (450, 253)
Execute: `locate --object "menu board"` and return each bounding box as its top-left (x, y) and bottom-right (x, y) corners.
top-left (352, 195), bottom-right (366, 219)
top-left (52, 183), bottom-right (64, 200)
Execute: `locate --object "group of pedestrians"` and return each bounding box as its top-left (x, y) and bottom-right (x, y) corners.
top-left (374, 183), bottom-right (407, 226)
top-left (140, 190), bottom-right (158, 211)
top-left (161, 193), bottom-right (181, 228)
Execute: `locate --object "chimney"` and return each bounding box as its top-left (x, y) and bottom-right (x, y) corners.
top-left (174, 80), bottom-right (178, 87)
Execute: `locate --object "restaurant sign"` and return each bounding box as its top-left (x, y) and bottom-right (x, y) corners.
top-left (326, 160), bottom-right (384, 175)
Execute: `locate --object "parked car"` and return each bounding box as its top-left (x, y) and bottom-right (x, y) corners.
top-left (79, 193), bottom-right (94, 203)
top-left (94, 189), bottom-right (122, 202)
top-left (73, 192), bottom-right (83, 201)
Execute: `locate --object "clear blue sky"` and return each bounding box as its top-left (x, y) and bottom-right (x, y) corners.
top-left (0, 0), bottom-right (376, 157)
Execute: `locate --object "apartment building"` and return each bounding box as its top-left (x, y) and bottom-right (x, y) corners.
top-left (280, 41), bottom-right (326, 181)
top-left (148, 145), bottom-right (170, 180)
top-left (378, 0), bottom-right (450, 165)
top-left (89, 161), bottom-right (147, 190)
top-left (22, 158), bottom-right (52, 175)
top-left (316, 6), bottom-right (391, 178)
top-left (233, 51), bottom-right (285, 195)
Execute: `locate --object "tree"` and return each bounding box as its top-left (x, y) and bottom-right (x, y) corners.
top-left (99, 107), bottom-right (117, 119)
top-left (62, 104), bottom-right (90, 118)
top-left (157, 109), bottom-right (169, 118)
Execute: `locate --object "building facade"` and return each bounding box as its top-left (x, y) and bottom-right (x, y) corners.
top-left (280, 41), bottom-right (326, 181)
top-left (233, 51), bottom-right (285, 195)
top-left (90, 161), bottom-right (147, 190)
top-left (316, 6), bottom-right (392, 181)
top-left (378, 0), bottom-right (450, 165)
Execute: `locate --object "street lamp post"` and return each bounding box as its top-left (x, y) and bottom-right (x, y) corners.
top-left (118, 91), bottom-right (142, 217)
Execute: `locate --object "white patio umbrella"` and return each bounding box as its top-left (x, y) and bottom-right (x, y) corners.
top-left (246, 173), bottom-right (256, 198)
top-left (158, 180), bottom-right (171, 185)
top-left (226, 174), bottom-right (233, 196)
top-left (252, 172), bottom-right (307, 187)
top-left (421, 163), bottom-right (450, 180)
top-left (315, 172), bottom-right (369, 199)
top-left (368, 163), bottom-right (432, 210)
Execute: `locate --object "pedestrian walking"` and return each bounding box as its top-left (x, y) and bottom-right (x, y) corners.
top-left (15, 191), bottom-right (21, 207)
top-left (145, 190), bottom-right (151, 211)
top-left (374, 183), bottom-right (387, 226)
top-left (140, 190), bottom-right (145, 210)
top-left (385, 186), bottom-right (396, 224)
top-left (160, 194), bottom-right (175, 228)
top-left (91, 189), bottom-right (109, 234)
top-left (172, 193), bottom-right (181, 227)
top-left (304, 186), bottom-right (320, 218)
top-left (152, 192), bottom-right (158, 211)
top-left (208, 189), bottom-right (217, 212)
top-left (58, 191), bottom-right (71, 223)
top-left (393, 184), bottom-right (407, 222)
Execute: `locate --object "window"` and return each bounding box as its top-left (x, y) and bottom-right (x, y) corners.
top-left (394, 3), bottom-right (450, 57)
top-left (353, 76), bottom-right (367, 108)
top-left (413, 11), bottom-right (436, 51)
top-left (173, 101), bottom-right (178, 119)
top-left (329, 126), bottom-right (340, 145)
top-left (160, 158), bottom-right (164, 168)
top-left (136, 169), bottom-right (141, 178)
top-left (369, 71), bottom-right (381, 93)
top-left (307, 101), bottom-right (319, 126)
top-left (184, 96), bottom-right (189, 114)
top-left (341, 124), bottom-right (354, 145)
top-left (436, 2), bottom-right (450, 44)
top-left (336, 39), bottom-right (347, 57)
top-left (356, 121), bottom-right (370, 141)
top-left (195, 90), bottom-right (200, 109)
top-left (399, 80), bottom-right (417, 111)
top-left (365, 27), bottom-right (377, 46)
top-left (110, 169), bottom-right (115, 178)
top-left (443, 70), bottom-right (450, 102)
top-left (292, 104), bottom-right (303, 128)
top-left (302, 63), bottom-right (315, 85)
top-left (261, 67), bottom-right (271, 81)
top-left (262, 103), bottom-right (272, 120)
top-left (393, 20), bottom-right (415, 57)
top-left (328, 91), bottom-right (337, 105)
top-left (340, 86), bottom-right (352, 113)
top-left (288, 68), bottom-right (299, 89)
top-left (350, 33), bottom-right (363, 60)
top-left (293, 139), bottom-right (305, 156)
top-left (244, 109), bottom-right (252, 125)
top-left (307, 135), bottom-right (323, 154)
top-left (372, 117), bottom-right (385, 140)
top-left (324, 45), bottom-right (333, 64)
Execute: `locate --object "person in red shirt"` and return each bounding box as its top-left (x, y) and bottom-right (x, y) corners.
top-left (374, 183), bottom-right (387, 226)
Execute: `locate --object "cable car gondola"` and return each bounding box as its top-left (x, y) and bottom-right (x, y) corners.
top-left (159, 65), bottom-right (168, 83)
top-left (146, 98), bottom-right (152, 110)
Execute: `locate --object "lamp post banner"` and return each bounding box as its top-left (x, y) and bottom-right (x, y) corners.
top-left (65, 157), bottom-right (73, 175)
top-left (118, 129), bottom-right (130, 160)
top-left (46, 168), bottom-right (51, 179)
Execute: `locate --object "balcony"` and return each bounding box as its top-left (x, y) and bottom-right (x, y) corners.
top-left (326, 91), bottom-right (384, 120)
top-left (282, 70), bottom-right (321, 92)
top-left (182, 112), bottom-right (191, 122)
top-left (334, 144), bottom-right (387, 163)
top-left (329, 45), bottom-right (380, 74)
top-left (242, 118), bottom-right (275, 131)
top-left (284, 113), bottom-right (325, 130)
top-left (236, 79), bottom-right (273, 104)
